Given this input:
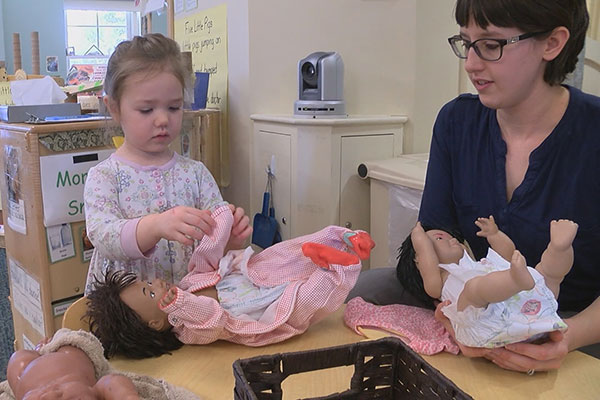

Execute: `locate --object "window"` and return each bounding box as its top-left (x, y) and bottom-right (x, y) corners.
top-left (64, 2), bottom-right (141, 84)
top-left (65, 9), bottom-right (137, 56)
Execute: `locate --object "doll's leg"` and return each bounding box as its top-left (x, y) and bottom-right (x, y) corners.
top-left (302, 231), bottom-right (374, 268)
top-left (95, 374), bottom-right (140, 400)
top-left (535, 219), bottom-right (578, 298)
top-left (7, 350), bottom-right (40, 394)
top-left (302, 242), bottom-right (359, 268)
top-left (457, 250), bottom-right (534, 311)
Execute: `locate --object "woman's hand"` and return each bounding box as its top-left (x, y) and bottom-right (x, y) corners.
top-left (434, 301), bottom-right (492, 358)
top-left (487, 329), bottom-right (570, 372)
top-left (226, 204), bottom-right (252, 250)
top-left (436, 300), bottom-right (570, 372)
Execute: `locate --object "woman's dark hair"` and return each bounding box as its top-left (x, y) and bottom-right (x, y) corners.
top-left (396, 225), bottom-right (466, 310)
top-left (86, 270), bottom-right (183, 359)
top-left (455, 0), bottom-right (589, 85)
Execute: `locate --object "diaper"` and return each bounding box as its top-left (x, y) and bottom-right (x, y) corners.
top-left (440, 249), bottom-right (567, 348)
top-left (216, 247), bottom-right (287, 321)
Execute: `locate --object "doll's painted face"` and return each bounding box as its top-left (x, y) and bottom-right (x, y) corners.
top-left (120, 279), bottom-right (171, 331)
top-left (425, 229), bottom-right (465, 264)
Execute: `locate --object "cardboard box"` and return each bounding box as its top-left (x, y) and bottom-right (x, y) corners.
top-left (0, 103), bottom-right (81, 123)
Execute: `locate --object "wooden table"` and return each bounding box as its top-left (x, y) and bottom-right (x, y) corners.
top-left (111, 307), bottom-right (600, 399)
top-left (365, 328), bottom-right (600, 400)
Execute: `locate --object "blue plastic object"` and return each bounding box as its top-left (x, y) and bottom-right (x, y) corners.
top-left (251, 170), bottom-right (281, 249)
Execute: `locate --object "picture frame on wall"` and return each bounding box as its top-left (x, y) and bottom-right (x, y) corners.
top-left (46, 56), bottom-right (59, 73)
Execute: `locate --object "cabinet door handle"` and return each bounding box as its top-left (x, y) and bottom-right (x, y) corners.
top-left (281, 217), bottom-right (287, 225)
top-left (345, 221), bottom-right (352, 228)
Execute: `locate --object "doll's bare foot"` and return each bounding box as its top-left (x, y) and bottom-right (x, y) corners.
top-left (509, 250), bottom-right (534, 291)
top-left (548, 219), bottom-right (578, 252)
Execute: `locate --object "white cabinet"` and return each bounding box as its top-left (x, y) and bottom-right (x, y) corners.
top-left (250, 115), bottom-right (407, 258)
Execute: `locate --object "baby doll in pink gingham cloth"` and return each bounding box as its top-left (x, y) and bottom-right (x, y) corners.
top-left (87, 204), bottom-right (374, 359)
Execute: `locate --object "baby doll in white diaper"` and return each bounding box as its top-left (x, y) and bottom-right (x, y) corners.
top-left (396, 216), bottom-right (577, 348)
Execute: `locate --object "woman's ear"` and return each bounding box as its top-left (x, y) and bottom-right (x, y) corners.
top-left (542, 26), bottom-right (570, 62)
top-left (103, 96), bottom-right (120, 123)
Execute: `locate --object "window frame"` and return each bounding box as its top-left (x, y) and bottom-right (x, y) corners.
top-left (64, 0), bottom-right (140, 57)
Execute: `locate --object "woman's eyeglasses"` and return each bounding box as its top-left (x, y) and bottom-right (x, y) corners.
top-left (447, 31), bottom-right (549, 62)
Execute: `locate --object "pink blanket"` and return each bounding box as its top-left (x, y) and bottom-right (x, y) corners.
top-left (344, 297), bottom-right (459, 355)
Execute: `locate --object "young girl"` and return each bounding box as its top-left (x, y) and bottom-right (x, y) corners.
top-left (86, 205), bottom-right (374, 359)
top-left (397, 217), bottom-right (577, 349)
top-left (83, 34), bottom-right (251, 294)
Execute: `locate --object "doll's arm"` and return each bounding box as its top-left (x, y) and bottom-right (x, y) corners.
top-left (475, 216), bottom-right (515, 260)
top-left (94, 374), bottom-right (140, 400)
top-left (411, 222), bottom-right (443, 299)
top-left (160, 288), bottom-right (228, 344)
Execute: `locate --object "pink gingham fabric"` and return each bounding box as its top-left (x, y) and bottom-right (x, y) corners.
top-left (161, 205), bottom-right (362, 346)
top-left (344, 297), bottom-right (459, 355)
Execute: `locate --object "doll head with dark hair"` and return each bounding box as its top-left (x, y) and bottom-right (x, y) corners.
top-left (396, 225), bottom-right (467, 309)
top-left (86, 270), bottom-right (183, 359)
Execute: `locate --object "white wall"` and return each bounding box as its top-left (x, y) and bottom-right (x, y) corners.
top-left (224, 0), bottom-right (459, 211)
top-left (189, 0), bottom-right (251, 210)
top-left (412, 1), bottom-right (460, 152)
top-left (1, 0), bottom-right (461, 216)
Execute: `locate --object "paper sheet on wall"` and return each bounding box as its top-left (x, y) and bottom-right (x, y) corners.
top-left (185, 0), bottom-right (197, 11)
top-left (5, 145), bottom-right (27, 234)
top-left (0, 82), bottom-right (13, 105)
top-left (10, 258), bottom-right (45, 336)
top-left (175, 4), bottom-right (230, 186)
top-left (174, 0), bottom-right (184, 14)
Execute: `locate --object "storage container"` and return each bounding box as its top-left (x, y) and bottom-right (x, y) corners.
top-left (358, 153), bottom-right (428, 268)
top-left (233, 337), bottom-right (472, 399)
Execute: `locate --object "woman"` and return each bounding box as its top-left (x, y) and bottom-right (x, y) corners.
top-left (420, 0), bottom-right (599, 372)
top-left (349, 0), bottom-right (600, 373)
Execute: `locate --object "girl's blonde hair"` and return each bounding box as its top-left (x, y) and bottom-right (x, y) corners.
top-left (104, 33), bottom-right (188, 107)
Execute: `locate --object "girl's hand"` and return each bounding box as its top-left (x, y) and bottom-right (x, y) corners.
top-left (155, 206), bottom-right (216, 246)
top-left (434, 300), bottom-right (491, 358)
top-left (227, 204), bottom-right (252, 250)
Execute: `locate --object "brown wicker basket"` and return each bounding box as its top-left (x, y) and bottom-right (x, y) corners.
top-left (233, 337), bottom-right (473, 399)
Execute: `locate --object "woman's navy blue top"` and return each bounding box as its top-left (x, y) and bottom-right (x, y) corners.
top-left (419, 85), bottom-right (600, 312)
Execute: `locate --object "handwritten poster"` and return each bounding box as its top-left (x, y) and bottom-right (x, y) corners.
top-left (175, 4), bottom-right (230, 186)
